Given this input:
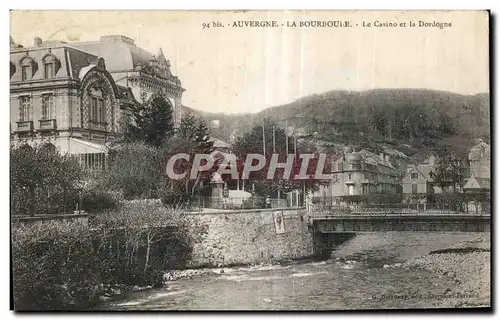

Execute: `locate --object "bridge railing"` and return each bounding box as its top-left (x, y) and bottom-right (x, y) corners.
top-left (308, 202), bottom-right (490, 217)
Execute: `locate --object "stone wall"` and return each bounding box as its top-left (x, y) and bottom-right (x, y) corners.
top-left (184, 207), bottom-right (313, 268)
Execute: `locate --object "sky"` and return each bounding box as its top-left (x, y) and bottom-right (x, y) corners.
top-left (10, 10), bottom-right (489, 114)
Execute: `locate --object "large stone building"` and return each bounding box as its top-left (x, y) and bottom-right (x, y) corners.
top-left (10, 35), bottom-right (184, 169)
top-left (312, 149), bottom-right (400, 198)
top-left (71, 35), bottom-right (184, 127)
top-left (463, 140), bottom-right (491, 193)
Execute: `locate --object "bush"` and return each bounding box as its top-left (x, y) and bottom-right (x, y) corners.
top-left (11, 205), bottom-right (193, 310)
top-left (10, 143), bottom-right (83, 216)
top-left (81, 188), bottom-right (120, 213)
top-left (104, 142), bottom-right (161, 200)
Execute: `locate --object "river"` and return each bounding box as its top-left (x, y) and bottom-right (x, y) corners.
top-left (101, 232), bottom-right (490, 310)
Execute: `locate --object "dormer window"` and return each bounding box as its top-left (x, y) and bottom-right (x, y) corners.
top-left (21, 65), bottom-right (30, 81)
top-left (42, 53), bottom-right (60, 79)
top-left (411, 172), bottom-right (418, 179)
top-left (19, 56), bottom-right (37, 81)
top-left (45, 63), bottom-right (54, 78)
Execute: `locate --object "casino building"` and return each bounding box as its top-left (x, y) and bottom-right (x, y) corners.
top-left (10, 35), bottom-right (184, 171)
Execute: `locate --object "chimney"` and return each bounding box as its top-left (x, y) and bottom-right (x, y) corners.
top-left (34, 37), bottom-right (42, 46)
top-left (379, 152), bottom-right (384, 161)
top-left (385, 154), bottom-right (390, 163)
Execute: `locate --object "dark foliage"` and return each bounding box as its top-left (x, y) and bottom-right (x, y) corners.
top-left (124, 96), bottom-right (175, 147)
top-left (10, 144), bottom-right (83, 216)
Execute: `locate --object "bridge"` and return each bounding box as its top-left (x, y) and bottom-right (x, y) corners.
top-left (307, 206), bottom-right (491, 256)
top-left (309, 213), bottom-right (490, 233)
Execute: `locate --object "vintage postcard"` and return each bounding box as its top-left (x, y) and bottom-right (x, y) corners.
top-left (9, 10), bottom-right (490, 311)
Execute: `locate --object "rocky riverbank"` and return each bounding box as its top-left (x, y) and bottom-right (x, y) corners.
top-left (371, 235), bottom-right (491, 308)
top-left (403, 235), bottom-right (490, 307)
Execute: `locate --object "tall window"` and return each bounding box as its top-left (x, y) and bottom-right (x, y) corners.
top-left (90, 96), bottom-right (105, 123)
top-left (21, 65), bottom-right (30, 81)
top-left (412, 184), bottom-right (418, 194)
top-left (44, 63), bottom-right (54, 79)
top-left (338, 163), bottom-right (343, 171)
top-left (41, 94), bottom-right (54, 120)
top-left (19, 96), bottom-right (31, 121)
top-left (90, 97), bottom-right (98, 122)
top-left (348, 185), bottom-right (354, 196)
top-left (98, 99), bottom-right (105, 123)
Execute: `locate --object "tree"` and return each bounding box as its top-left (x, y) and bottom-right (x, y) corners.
top-left (159, 135), bottom-right (218, 206)
top-left (178, 112), bottom-right (214, 155)
top-left (124, 96), bottom-right (174, 147)
top-left (434, 147), bottom-right (466, 192)
top-left (104, 142), bottom-right (161, 200)
top-left (232, 118), bottom-right (325, 197)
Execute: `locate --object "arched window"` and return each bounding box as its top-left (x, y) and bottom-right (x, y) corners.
top-left (19, 56), bottom-right (37, 81)
top-left (42, 53), bottom-right (60, 79)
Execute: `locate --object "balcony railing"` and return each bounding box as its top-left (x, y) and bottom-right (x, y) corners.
top-left (16, 121), bottom-right (33, 132)
top-left (89, 121), bottom-right (107, 131)
top-left (38, 119), bottom-right (57, 131)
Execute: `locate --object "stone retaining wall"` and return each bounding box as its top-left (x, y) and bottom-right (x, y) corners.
top-left (184, 207), bottom-right (314, 268)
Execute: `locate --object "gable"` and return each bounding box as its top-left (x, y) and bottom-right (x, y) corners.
top-left (463, 176), bottom-right (482, 189)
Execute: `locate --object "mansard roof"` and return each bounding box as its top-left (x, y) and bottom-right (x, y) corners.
top-left (71, 35), bottom-right (178, 82)
top-left (10, 43), bottom-right (102, 82)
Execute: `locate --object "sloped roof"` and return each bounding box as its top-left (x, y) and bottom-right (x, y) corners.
top-left (403, 162), bottom-right (435, 180)
top-left (382, 146), bottom-right (409, 159)
top-left (464, 176), bottom-right (491, 190)
top-left (210, 137), bottom-right (232, 149)
top-left (72, 40), bottom-right (153, 73)
top-left (359, 149), bottom-right (394, 168)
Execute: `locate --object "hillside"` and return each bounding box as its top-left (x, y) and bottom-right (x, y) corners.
top-left (182, 89), bottom-right (490, 163)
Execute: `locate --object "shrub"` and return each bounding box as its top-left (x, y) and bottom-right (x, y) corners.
top-left (81, 187), bottom-right (120, 213)
top-left (10, 143), bottom-right (83, 216)
top-left (104, 142), bottom-right (161, 200)
top-left (11, 205), bottom-right (193, 310)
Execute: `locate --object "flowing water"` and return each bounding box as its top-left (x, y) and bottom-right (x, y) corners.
top-left (101, 232), bottom-right (489, 310)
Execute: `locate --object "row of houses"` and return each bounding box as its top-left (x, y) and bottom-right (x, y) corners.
top-left (207, 133), bottom-right (490, 202)
top-left (311, 140), bottom-right (490, 200)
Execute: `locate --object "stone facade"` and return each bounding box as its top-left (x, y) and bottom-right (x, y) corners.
top-left (313, 149), bottom-right (400, 198)
top-left (463, 140), bottom-right (491, 193)
top-left (72, 35), bottom-right (184, 128)
top-left (184, 208), bottom-right (313, 268)
top-left (468, 140), bottom-right (490, 180)
top-left (10, 35), bottom-right (184, 160)
top-left (10, 40), bottom-right (126, 159)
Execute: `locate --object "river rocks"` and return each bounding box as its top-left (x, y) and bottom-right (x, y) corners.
top-left (401, 250), bottom-right (490, 306)
top-left (163, 269), bottom-right (209, 282)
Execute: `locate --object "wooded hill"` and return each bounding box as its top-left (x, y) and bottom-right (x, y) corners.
top-left (183, 89), bottom-right (490, 163)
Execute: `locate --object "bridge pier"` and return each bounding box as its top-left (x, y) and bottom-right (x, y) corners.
top-left (312, 230), bottom-right (356, 258)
